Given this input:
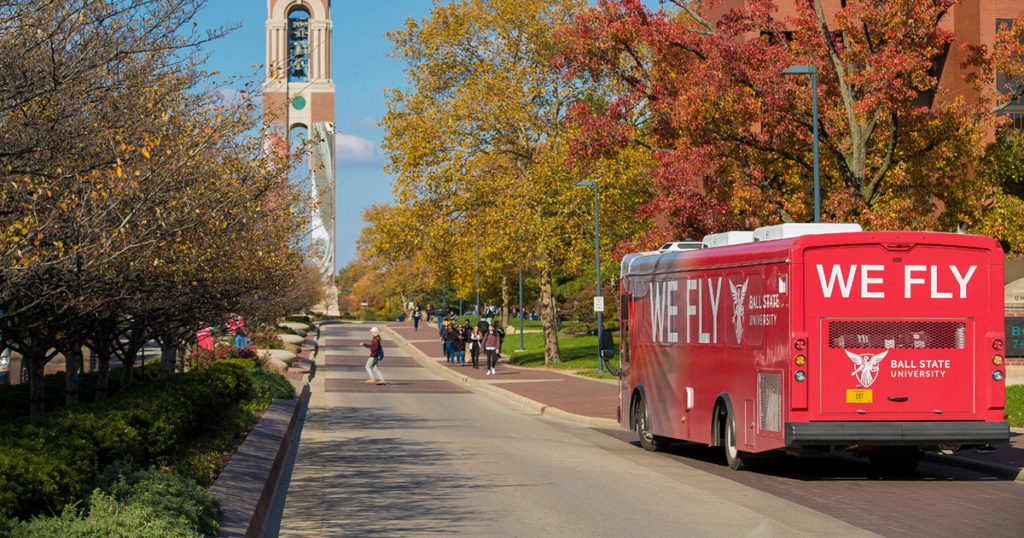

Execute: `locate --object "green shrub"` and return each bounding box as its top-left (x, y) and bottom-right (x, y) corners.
top-left (0, 365), bottom-right (158, 421)
top-left (2, 464), bottom-right (221, 537)
top-left (97, 463), bottom-right (222, 536)
top-left (0, 362), bottom-right (253, 521)
top-left (358, 308), bottom-right (377, 321)
top-left (251, 368), bottom-right (295, 400)
top-left (284, 315), bottom-right (314, 330)
top-left (220, 357), bottom-right (264, 370)
top-left (1007, 385), bottom-right (1024, 427)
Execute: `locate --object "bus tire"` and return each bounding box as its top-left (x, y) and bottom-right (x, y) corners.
top-left (724, 408), bottom-right (757, 471)
top-left (868, 449), bottom-right (921, 474)
top-left (635, 395), bottom-right (668, 452)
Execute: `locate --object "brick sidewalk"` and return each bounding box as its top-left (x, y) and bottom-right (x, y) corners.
top-left (386, 322), bottom-right (619, 421)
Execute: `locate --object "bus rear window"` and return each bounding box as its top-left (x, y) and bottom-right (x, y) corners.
top-left (828, 320), bottom-right (966, 350)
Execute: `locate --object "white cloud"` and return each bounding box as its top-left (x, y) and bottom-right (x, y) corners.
top-left (355, 116), bottom-right (378, 128)
top-left (334, 133), bottom-right (383, 164)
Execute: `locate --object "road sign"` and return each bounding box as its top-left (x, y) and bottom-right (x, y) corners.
top-left (593, 296), bottom-right (604, 312)
top-left (1006, 317), bottom-right (1024, 358)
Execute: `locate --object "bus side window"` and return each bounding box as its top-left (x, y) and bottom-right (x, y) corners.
top-left (620, 292), bottom-right (630, 363)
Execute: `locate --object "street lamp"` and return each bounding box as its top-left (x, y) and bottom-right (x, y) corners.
top-left (475, 239), bottom-right (480, 324)
top-left (517, 255), bottom-right (525, 351)
top-left (782, 64), bottom-right (820, 223)
top-left (576, 180), bottom-right (604, 373)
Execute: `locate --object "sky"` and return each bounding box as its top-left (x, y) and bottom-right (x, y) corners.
top-left (193, 1), bottom-right (436, 269)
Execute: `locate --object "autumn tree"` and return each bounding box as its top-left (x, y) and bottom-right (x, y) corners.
top-left (0, 0), bottom-right (312, 412)
top-left (558, 0), bottom-right (1016, 249)
top-left (380, 0), bottom-right (653, 362)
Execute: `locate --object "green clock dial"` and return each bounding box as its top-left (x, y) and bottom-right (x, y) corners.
top-left (291, 96), bottom-right (306, 110)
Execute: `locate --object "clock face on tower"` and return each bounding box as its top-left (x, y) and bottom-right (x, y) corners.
top-left (291, 95), bottom-right (306, 110)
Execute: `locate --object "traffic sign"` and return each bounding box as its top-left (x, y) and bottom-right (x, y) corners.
top-left (593, 296), bottom-right (604, 312)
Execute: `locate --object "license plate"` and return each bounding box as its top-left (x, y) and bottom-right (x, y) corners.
top-left (846, 389), bottom-right (872, 403)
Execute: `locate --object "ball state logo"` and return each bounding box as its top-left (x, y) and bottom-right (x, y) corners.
top-left (729, 278), bottom-right (749, 343)
top-left (845, 350), bottom-right (888, 388)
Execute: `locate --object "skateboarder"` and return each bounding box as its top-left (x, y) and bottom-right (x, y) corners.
top-left (360, 327), bottom-right (388, 385)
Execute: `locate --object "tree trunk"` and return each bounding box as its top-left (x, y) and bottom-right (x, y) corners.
top-left (64, 347), bottom-right (82, 407)
top-left (158, 338), bottom-right (177, 378)
top-left (177, 345), bottom-right (186, 373)
top-left (95, 352), bottom-right (110, 401)
top-left (28, 354), bottom-right (46, 415)
top-left (539, 267), bottom-right (560, 364)
top-left (501, 276), bottom-right (509, 330)
top-left (119, 356), bottom-right (135, 388)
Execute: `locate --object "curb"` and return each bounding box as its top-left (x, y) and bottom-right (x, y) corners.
top-left (211, 376), bottom-right (311, 537)
top-left (381, 325), bottom-right (619, 430)
top-left (922, 452), bottom-right (1024, 482)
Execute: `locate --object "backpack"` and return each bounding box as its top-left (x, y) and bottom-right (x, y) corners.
top-left (374, 336), bottom-right (383, 360)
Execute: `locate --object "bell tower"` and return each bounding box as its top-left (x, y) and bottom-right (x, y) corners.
top-left (264, 0), bottom-right (336, 302)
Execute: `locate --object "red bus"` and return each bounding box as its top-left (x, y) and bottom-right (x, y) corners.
top-left (617, 224), bottom-right (1010, 471)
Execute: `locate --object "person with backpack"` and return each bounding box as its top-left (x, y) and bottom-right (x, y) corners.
top-left (441, 318), bottom-right (457, 363)
top-left (360, 326), bottom-right (388, 385)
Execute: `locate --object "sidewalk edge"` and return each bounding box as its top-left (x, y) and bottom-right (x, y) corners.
top-left (381, 325), bottom-right (619, 430)
top-left (922, 452), bottom-right (1024, 482)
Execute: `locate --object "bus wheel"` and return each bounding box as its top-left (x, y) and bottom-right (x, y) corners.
top-left (868, 449), bottom-right (921, 475)
top-left (635, 396), bottom-right (668, 452)
top-left (724, 409), bottom-right (756, 471)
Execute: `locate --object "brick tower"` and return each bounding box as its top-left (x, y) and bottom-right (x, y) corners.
top-left (263, 0), bottom-right (336, 302)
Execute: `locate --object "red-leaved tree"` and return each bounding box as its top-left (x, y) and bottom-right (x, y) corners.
top-left (558, 0), bottom-right (1017, 252)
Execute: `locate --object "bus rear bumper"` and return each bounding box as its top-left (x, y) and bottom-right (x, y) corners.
top-left (785, 421), bottom-right (1010, 447)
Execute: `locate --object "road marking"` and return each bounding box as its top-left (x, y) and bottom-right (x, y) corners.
top-left (488, 379), bottom-right (565, 384)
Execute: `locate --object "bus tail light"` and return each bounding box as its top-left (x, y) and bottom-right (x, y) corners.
top-left (993, 354), bottom-right (1003, 366)
top-left (993, 339), bottom-right (1004, 351)
top-left (993, 370), bottom-right (1005, 382)
top-left (792, 334), bottom-right (808, 410)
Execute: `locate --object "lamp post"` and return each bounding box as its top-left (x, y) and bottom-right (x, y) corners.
top-left (782, 64), bottom-right (820, 223)
top-left (576, 180), bottom-right (603, 373)
top-left (518, 257), bottom-right (525, 351)
top-left (475, 239), bottom-right (480, 324)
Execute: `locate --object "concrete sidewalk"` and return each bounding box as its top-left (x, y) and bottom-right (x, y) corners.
top-left (384, 320), bottom-right (1024, 482)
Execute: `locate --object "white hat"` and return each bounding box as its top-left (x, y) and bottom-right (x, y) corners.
top-left (371, 327), bottom-right (379, 334)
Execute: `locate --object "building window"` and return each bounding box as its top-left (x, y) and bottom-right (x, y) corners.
top-left (997, 18), bottom-right (1024, 125)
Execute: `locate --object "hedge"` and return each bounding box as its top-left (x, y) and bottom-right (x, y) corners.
top-left (0, 362), bottom-right (252, 521)
top-left (2, 463), bottom-right (222, 537)
top-left (0, 365), bottom-right (158, 421)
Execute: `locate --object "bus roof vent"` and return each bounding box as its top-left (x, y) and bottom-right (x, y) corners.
top-left (753, 223), bottom-right (862, 242)
top-left (702, 231), bottom-right (755, 248)
top-left (659, 241), bottom-right (704, 252)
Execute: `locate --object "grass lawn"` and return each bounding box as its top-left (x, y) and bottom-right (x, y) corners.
top-left (503, 331), bottom-right (618, 380)
top-left (445, 315), bottom-right (550, 331)
top-left (1007, 385), bottom-right (1024, 427)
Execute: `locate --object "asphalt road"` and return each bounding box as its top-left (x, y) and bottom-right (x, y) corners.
top-left (269, 322), bottom-right (1023, 537)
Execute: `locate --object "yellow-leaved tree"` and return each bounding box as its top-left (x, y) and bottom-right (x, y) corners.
top-left (378, 0), bottom-right (653, 362)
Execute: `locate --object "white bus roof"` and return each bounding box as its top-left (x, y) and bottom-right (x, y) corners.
top-left (752, 223), bottom-right (862, 242)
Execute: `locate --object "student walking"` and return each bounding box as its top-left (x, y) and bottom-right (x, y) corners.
top-left (442, 319), bottom-right (457, 363)
top-left (482, 323), bottom-right (501, 375)
top-left (468, 326), bottom-right (482, 369)
top-left (360, 327), bottom-right (387, 385)
top-left (454, 329), bottom-right (466, 365)
top-left (412, 305), bottom-right (422, 331)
